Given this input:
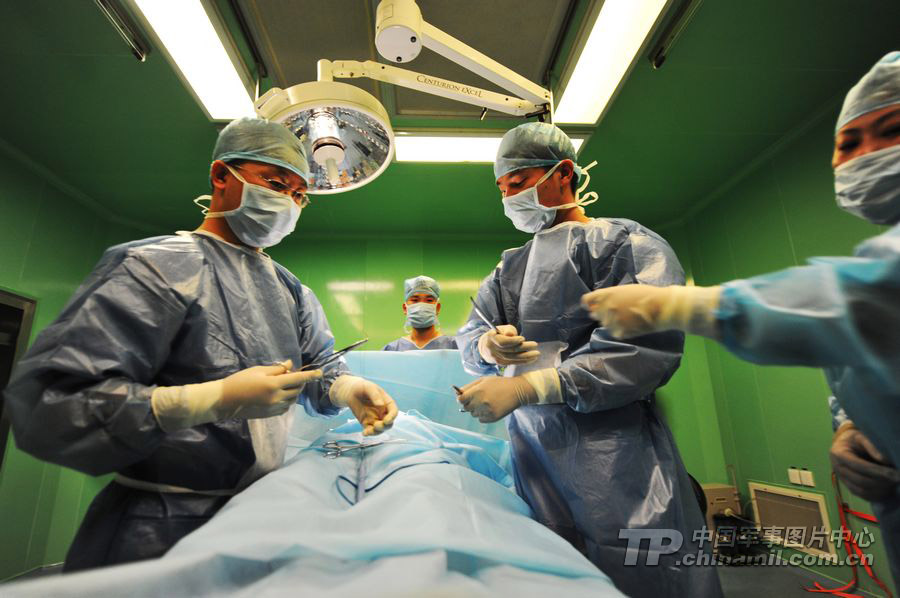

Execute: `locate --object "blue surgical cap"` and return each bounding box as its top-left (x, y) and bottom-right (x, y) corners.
top-left (836, 51), bottom-right (900, 132)
top-left (213, 117), bottom-right (310, 182)
top-left (404, 276), bottom-right (440, 300)
top-left (494, 122), bottom-right (583, 183)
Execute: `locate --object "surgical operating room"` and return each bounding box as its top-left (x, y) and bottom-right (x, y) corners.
top-left (2, 1), bottom-right (899, 596)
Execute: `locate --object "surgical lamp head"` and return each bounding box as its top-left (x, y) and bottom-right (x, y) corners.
top-left (255, 81), bottom-right (394, 194)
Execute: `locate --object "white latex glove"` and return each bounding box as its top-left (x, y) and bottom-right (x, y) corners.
top-left (830, 422), bottom-right (900, 501)
top-left (581, 284), bottom-right (723, 338)
top-left (457, 375), bottom-right (540, 423)
top-left (329, 375), bottom-right (398, 436)
top-left (151, 360), bottom-right (322, 432)
top-left (478, 324), bottom-right (540, 366)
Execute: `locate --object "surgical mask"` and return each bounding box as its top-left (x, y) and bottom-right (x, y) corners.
top-left (406, 302), bottom-right (438, 329)
top-left (834, 144), bottom-right (900, 225)
top-left (200, 165), bottom-right (302, 247)
top-left (502, 161), bottom-right (599, 233)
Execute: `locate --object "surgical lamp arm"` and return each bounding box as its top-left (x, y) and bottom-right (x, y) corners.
top-left (318, 59), bottom-right (544, 118)
top-left (370, 0), bottom-right (552, 116)
top-left (419, 21), bottom-right (550, 107)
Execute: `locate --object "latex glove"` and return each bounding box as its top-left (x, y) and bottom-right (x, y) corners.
top-left (151, 360), bottom-right (321, 432)
top-left (830, 422), bottom-right (900, 501)
top-left (330, 375), bottom-right (398, 436)
top-left (457, 375), bottom-right (539, 423)
top-left (581, 284), bottom-right (723, 338)
top-left (478, 324), bottom-right (540, 366)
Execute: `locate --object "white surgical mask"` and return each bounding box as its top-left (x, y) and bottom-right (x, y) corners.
top-left (406, 302), bottom-right (438, 329)
top-left (200, 165), bottom-right (302, 248)
top-left (834, 144), bottom-right (900, 225)
top-left (502, 161), bottom-right (598, 233)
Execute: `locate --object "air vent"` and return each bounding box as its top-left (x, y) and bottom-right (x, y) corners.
top-left (748, 482), bottom-right (837, 561)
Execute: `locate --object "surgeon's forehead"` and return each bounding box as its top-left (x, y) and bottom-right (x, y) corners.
top-left (496, 167), bottom-right (544, 186)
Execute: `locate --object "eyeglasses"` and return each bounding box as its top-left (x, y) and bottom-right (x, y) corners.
top-left (233, 165), bottom-right (310, 208)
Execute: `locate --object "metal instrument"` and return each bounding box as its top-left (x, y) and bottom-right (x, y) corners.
top-left (321, 439), bottom-right (404, 458)
top-left (468, 297), bottom-right (501, 334)
top-left (300, 338), bottom-right (368, 371)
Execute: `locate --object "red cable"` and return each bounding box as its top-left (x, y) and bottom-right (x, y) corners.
top-left (802, 473), bottom-right (892, 598)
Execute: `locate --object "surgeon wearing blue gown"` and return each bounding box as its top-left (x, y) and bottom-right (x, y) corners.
top-left (455, 122), bottom-right (722, 598)
top-left (584, 53), bottom-right (900, 584)
top-left (3, 117), bottom-right (397, 572)
top-left (382, 275), bottom-right (458, 351)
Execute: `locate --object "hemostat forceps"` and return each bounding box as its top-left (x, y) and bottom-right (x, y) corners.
top-left (321, 439), bottom-right (404, 458)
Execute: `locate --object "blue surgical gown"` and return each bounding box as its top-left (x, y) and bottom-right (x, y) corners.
top-left (3, 231), bottom-right (348, 570)
top-left (717, 222), bottom-right (900, 583)
top-left (382, 335), bottom-right (458, 351)
top-left (457, 219), bottom-right (722, 598)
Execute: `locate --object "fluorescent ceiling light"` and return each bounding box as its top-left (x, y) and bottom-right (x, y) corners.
top-left (395, 136), bottom-right (584, 163)
top-left (555, 0), bottom-right (669, 124)
top-left (132, 0), bottom-right (255, 120)
top-left (327, 281), bottom-right (395, 293)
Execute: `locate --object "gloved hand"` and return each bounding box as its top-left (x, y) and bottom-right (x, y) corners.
top-left (581, 284), bottom-right (723, 338)
top-left (830, 422), bottom-right (900, 501)
top-left (330, 375), bottom-right (398, 436)
top-left (478, 325), bottom-right (540, 366)
top-left (457, 375), bottom-right (539, 423)
top-left (151, 360), bottom-right (322, 432)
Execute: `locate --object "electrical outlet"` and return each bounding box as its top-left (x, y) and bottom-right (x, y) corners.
top-left (800, 469), bottom-right (815, 487)
top-left (788, 468), bottom-right (802, 484)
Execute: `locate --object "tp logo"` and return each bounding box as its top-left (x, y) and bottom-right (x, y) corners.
top-left (619, 529), bottom-right (684, 565)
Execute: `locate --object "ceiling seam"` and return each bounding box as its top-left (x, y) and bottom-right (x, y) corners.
top-left (0, 136), bottom-right (157, 235)
top-left (655, 90), bottom-right (845, 234)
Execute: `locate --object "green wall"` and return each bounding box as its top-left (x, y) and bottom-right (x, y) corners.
top-left (0, 139), bottom-right (140, 580)
top-left (269, 236), bottom-right (518, 349)
top-left (678, 102), bottom-right (894, 594)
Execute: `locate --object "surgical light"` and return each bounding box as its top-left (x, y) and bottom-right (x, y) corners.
top-left (255, 78), bottom-right (394, 195)
top-left (394, 136), bottom-right (584, 163)
top-left (130, 0), bottom-right (255, 120)
top-left (555, 0), bottom-right (671, 125)
top-left (255, 0), bottom-right (555, 194)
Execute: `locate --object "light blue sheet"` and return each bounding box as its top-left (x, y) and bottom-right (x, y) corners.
top-left (5, 351), bottom-right (623, 597)
top-left (287, 350), bottom-right (508, 458)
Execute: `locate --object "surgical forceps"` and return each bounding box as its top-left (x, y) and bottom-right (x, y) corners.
top-left (468, 297), bottom-right (502, 334)
top-left (300, 338), bottom-right (368, 371)
top-left (321, 439), bottom-right (404, 458)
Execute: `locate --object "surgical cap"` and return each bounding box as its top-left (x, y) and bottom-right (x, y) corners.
top-left (404, 276), bottom-right (440, 300)
top-left (836, 51), bottom-right (900, 132)
top-left (494, 122), bottom-right (583, 183)
top-left (213, 117), bottom-right (310, 182)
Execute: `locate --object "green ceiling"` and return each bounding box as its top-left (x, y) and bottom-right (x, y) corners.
top-left (0, 1), bottom-right (897, 239)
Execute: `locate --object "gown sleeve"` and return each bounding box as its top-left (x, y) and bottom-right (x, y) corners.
top-left (4, 247), bottom-right (182, 475)
top-left (716, 246), bottom-right (900, 389)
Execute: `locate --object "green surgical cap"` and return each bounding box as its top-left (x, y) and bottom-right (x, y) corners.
top-left (213, 117), bottom-right (310, 182)
top-left (494, 122), bottom-right (583, 183)
top-left (404, 276), bottom-right (440, 300)
top-left (836, 51), bottom-right (900, 132)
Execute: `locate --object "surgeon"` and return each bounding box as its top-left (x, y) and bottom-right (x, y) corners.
top-left (3, 117), bottom-right (397, 572)
top-left (382, 275), bottom-right (458, 351)
top-left (455, 122), bottom-right (722, 597)
top-left (583, 52), bottom-right (900, 584)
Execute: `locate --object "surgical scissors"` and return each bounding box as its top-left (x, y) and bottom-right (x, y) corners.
top-left (321, 439), bottom-right (404, 458)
